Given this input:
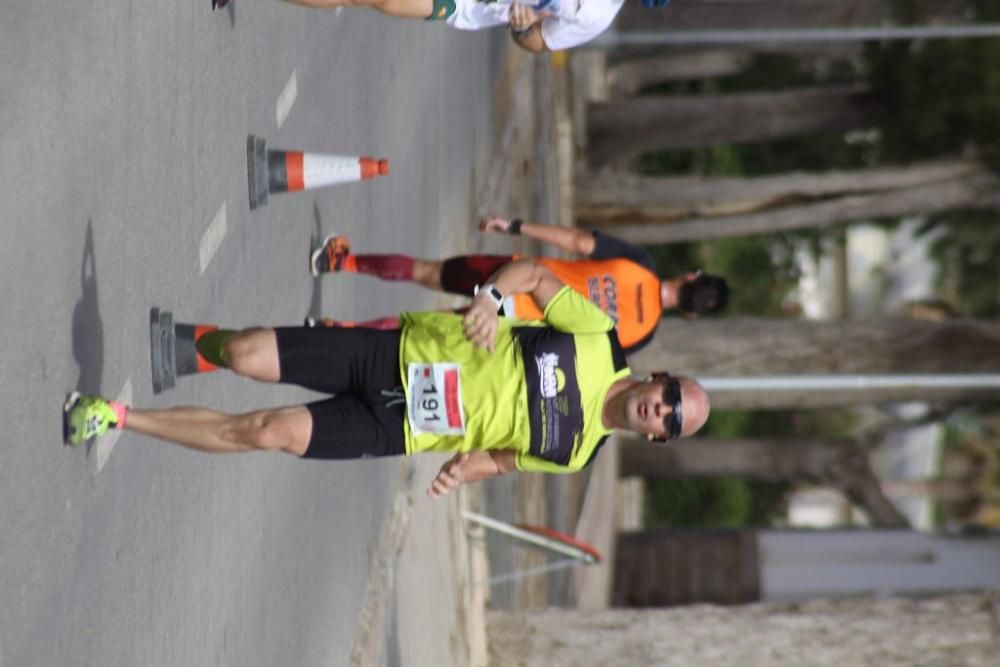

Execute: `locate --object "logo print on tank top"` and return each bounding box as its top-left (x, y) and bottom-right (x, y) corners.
top-left (515, 328), bottom-right (583, 465)
top-left (602, 275), bottom-right (619, 323)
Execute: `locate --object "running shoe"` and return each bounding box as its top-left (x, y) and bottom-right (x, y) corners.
top-left (63, 392), bottom-right (118, 446)
top-left (310, 233), bottom-right (351, 277)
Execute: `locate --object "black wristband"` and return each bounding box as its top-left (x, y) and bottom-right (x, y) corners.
top-left (508, 218), bottom-right (523, 235)
top-left (511, 25), bottom-right (533, 38)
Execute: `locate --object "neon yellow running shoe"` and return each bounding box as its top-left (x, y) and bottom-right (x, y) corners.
top-left (63, 392), bottom-right (118, 446)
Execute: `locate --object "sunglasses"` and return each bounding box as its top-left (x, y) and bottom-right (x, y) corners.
top-left (649, 372), bottom-right (683, 442)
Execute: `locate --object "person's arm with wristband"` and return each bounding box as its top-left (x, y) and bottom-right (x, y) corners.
top-left (427, 450), bottom-right (518, 498)
top-left (462, 258), bottom-right (564, 351)
top-left (508, 3), bottom-right (549, 54)
top-left (479, 215), bottom-right (596, 256)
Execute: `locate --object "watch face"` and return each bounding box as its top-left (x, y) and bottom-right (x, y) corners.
top-left (477, 284), bottom-right (504, 310)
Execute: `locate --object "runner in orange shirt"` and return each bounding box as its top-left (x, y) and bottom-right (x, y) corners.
top-left (308, 216), bottom-right (728, 353)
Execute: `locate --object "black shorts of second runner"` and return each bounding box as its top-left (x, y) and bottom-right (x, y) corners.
top-left (440, 255), bottom-right (513, 295)
top-left (275, 327), bottom-right (406, 460)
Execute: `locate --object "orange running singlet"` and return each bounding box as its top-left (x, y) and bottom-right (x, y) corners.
top-left (511, 257), bottom-right (663, 351)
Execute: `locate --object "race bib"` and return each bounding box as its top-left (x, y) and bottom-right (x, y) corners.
top-left (407, 363), bottom-right (466, 435)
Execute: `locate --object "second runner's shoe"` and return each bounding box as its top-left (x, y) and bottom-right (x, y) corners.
top-left (310, 233), bottom-right (352, 277)
top-left (63, 393), bottom-right (119, 446)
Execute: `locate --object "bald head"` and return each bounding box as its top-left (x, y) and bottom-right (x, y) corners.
top-left (678, 376), bottom-right (710, 437)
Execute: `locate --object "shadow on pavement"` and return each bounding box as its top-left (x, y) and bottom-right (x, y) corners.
top-left (307, 202), bottom-right (324, 322)
top-left (71, 219), bottom-right (104, 398)
top-left (211, 0), bottom-right (236, 26)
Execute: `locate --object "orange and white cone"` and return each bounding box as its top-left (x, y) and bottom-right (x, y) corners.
top-left (247, 134), bottom-right (389, 210)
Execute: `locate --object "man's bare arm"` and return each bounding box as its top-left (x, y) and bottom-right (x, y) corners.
top-left (488, 259), bottom-right (562, 309)
top-left (508, 3), bottom-right (549, 54)
top-left (510, 25), bottom-right (548, 53)
top-left (480, 216), bottom-right (596, 256)
top-left (463, 259), bottom-right (563, 349)
top-left (427, 450), bottom-right (518, 498)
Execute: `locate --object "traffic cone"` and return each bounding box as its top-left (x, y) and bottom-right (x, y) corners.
top-left (150, 308), bottom-right (232, 394)
top-left (247, 134), bottom-right (389, 210)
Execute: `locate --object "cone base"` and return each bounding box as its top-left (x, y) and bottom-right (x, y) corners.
top-left (150, 308), bottom-right (177, 394)
top-left (247, 134), bottom-right (270, 210)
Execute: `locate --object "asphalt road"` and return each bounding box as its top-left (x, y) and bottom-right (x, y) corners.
top-left (0, 3), bottom-right (504, 665)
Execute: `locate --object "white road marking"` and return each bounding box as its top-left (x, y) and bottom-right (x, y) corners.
top-left (94, 377), bottom-right (132, 474)
top-left (275, 70), bottom-right (298, 130)
top-left (199, 203), bottom-right (227, 274)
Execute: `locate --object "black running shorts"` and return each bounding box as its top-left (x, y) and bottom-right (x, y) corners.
top-left (274, 327), bottom-right (407, 460)
top-left (440, 255), bottom-right (513, 295)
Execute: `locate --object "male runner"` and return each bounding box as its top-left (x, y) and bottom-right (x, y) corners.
top-left (213, 0), bottom-right (674, 54)
top-left (64, 260), bottom-right (709, 497)
top-left (309, 216), bottom-right (729, 354)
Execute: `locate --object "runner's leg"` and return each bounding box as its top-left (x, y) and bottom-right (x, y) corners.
top-left (303, 395), bottom-right (405, 459)
top-left (313, 316), bottom-right (402, 329)
top-left (439, 255), bottom-right (512, 296)
top-left (122, 399), bottom-right (402, 459)
top-left (411, 259), bottom-right (444, 290)
top-left (101, 327), bottom-right (403, 457)
top-left (123, 405), bottom-right (313, 456)
top-left (342, 254), bottom-right (505, 294)
top-left (331, 249), bottom-right (443, 291)
top-left (66, 325), bottom-right (405, 457)
top-left (222, 328), bottom-right (282, 382)
top-left (274, 326), bottom-right (406, 458)
top-left (274, 326), bottom-right (402, 396)
top-left (279, 0), bottom-right (436, 20)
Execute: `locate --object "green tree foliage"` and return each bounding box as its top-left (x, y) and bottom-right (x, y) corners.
top-left (700, 236), bottom-right (801, 316)
top-left (637, 54), bottom-right (870, 176)
top-left (644, 478), bottom-right (757, 528)
top-left (633, 1), bottom-right (1000, 527)
top-left (640, 3), bottom-right (1000, 172)
top-left (645, 235), bottom-right (800, 318)
top-left (643, 409), bottom-right (858, 529)
top-left (641, 195), bottom-right (806, 529)
top-left (866, 45), bottom-right (1000, 161)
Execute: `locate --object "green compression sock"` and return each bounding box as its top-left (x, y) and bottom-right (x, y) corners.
top-left (195, 329), bottom-right (237, 368)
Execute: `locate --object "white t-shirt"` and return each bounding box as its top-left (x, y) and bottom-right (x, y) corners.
top-left (447, 0), bottom-right (625, 51)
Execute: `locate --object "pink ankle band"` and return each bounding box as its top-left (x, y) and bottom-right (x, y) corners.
top-left (109, 401), bottom-right (129, 428)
